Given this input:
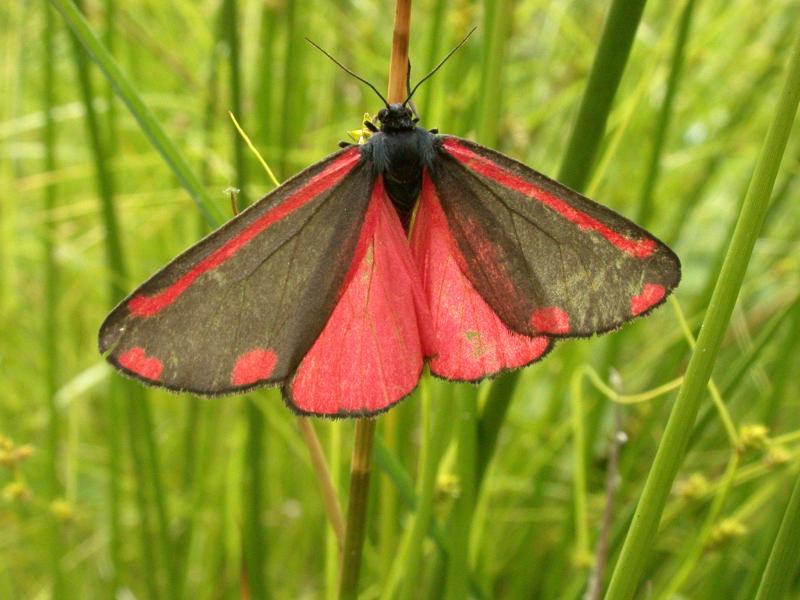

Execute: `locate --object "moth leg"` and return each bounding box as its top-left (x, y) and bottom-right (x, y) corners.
top-left (338, 141), bottom-right (353, 148)
top-left (429, 128), bottom-right (439, 134)
top-left (364, 121), bottom-right (379, 133)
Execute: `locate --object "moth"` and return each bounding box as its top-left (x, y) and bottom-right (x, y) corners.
top-left (99, 40), bottom-right (680, 417)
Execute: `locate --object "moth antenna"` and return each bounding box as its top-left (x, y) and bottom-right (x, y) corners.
top-left (305, 38), bottom-right (390, 108)
top-left (403, 27), bottom-right (477, 105)
top-left (405, 60), bottom-right (421, 120)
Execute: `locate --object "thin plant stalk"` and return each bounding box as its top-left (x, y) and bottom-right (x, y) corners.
top-left (325, 424), bottom-right (344, 600)
top-left (391, 380), bottom-right (454, 600)
top-left (222, 0), bottom-right (269, 594)
top-left (754, 472), bottom-right (800, 600)
top-left (378, 409), bottom-right (399, 576)
top-left (558, 0), bottom-right (648, 190)
top-left (43, 4), bottom-right (65, 597)
top-left (476, 0), bottom-right (514, 148)
top-left (605, 29), bottom-right (800, 600)
top-left (224, 0), bottom-right (247, 209)
top-left (570, 373), bottom-right (591, 566)
top-left (636, 0), bottom-right (697, 226)
top-left (444, 385), bottom-right (479, 600)
top-left (99, 0), bottom-right (125, 594)
top-left (67, 12), bottom-right (165, 600)
top-left (338, 418), bottom-right (377, 600)
top-left (137, 395), bottom-right (181, 598)
top-left (49, 0), bottom-right (223, 225)
top-left (480, 0), bottom-right (650, 484)
top-left (387, 0), bottom-right (411, 103)
top-left (67, 2), bottom-right (178, 595)
top-left (298, 419), bottom-right (345, 545)
top-left (656, 453), bottom-right (741, 600)
top-left (123, 384), bottom-right (162, 600)
top-left (278, 1), bottom-right (305, 178)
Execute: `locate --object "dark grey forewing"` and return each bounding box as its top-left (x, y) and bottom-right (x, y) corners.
top-left (98, 147), bottom-right (376, 394)
top-left (430, 136), bottom-right (681, 337)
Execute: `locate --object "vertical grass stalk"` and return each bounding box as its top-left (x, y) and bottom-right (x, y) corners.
top-left (222, 0), bottom-right (269, 595)
top-left (43, 4), bottom-right (65, 598)
top-left (325, 423), bottom-right (344, 600)
top-left (278, 1), bottom-right (305, 178)
top-left (605, 28), bottom-right (800, 600)
top-left (636, 0), bottom-right (697, 226)
top-left (298, 419), bottom-right (345, 545)
top-left (558, 0), bottom-right (648, 190)
top-left (444, 386), bottom-right (479, 600)
top-left (476, 0), bottom-right (514, 148)
top-left (754, 472), bottom-right (800, 599)
top-left (49, 0), bottom-right (223, 225)
top-left (338, 418), bottom-right (377, 599)
top-left (66, 2), bottom-right (177, 595)
top-left (378, 410), bottom-right (399, 576)
top-left (481, 0), bottom-right (649, 485)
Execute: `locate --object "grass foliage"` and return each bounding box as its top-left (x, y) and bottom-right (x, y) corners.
top-left (2, 0), bottom-right (800, 598)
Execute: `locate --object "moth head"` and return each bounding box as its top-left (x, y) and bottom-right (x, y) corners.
top-left (378, 103), bottom-right (415, 132)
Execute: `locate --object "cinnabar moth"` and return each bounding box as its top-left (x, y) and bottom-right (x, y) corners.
top-left (99, 43), bottom-right (680, 417)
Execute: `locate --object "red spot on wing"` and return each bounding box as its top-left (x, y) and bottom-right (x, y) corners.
top-left (630, 283), bottom-right (666, 316)
top-left (530, 306), bottom-right (570, 334)
top-left (129, 148), bottom-right (361, 317)
top-left (442, 139), bottom-right (656, 259)
top-left (289, 178), bottom-right (432, 415)
top-left (231, 348), bottom-right (278, 386)
top-left (118, 347), bottom-right (163, 381)
top-left (410, 173), bottom-right (550, 381)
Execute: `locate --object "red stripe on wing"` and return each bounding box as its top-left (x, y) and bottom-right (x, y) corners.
top-left (129, 148), bottom-right (361, 317)
top-left (442, 138), bottom-right (656, 259)
top-left (411, 172), bottom-right (550, 381)
top-left (288, 177), bottom-right (433, 416)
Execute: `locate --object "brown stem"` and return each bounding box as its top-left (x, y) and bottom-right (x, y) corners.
top-left (387, 0), bottom-right (411, 103)
top-left (338, 418), bottom-right (377, 599)
top-left (585, 406), bottom-right (624, 600)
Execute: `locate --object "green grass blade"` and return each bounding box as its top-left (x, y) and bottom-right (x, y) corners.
top-left (396, 381), bottom-right (454, 600)
top-left (49, 0), bottom-right (224, 226)
top-left (476, 0), bottom-right (514, 148)
top-left (636, 0), bottom-right (697, 226)
top-left (278, 1), bottom-right (305, 179)
top-left (605, 27), bottom-right (800, 600)
top-left (558, 0), bottom-right (648, 190)
top-left (480, 0), bottom-right (649, 490)
top-left (754, 473), bottom-right (800, 600)
top-left (66, 3), bottom-right (179, 595)
top-left (43, 4), bottom-right (66, 598)
top-left (443, 385), bottom-right (479, 600)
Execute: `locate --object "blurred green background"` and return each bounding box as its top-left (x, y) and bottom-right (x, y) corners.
top-left (2, 0), bottom-right (799, 598)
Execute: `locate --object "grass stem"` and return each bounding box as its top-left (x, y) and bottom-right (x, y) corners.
top-left (43, 4), bottom-right (65, 597)
top-left (338, 418), bottom-right (377, 599)
top-left (754, 472), bottom-right (800, 599)
top-left (49, 0), bottom-right (223, 225)
top-left (298, 418), bottom-right (345, 546)
top-left (605, 28), bottom-right (800, 600)
top-left (558, 0), bottom-right (648, 190)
